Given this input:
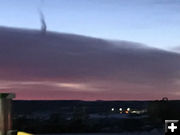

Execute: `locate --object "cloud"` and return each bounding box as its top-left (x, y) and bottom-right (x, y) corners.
top-left (170, 46), bottom-right (180, 53)
top-left (0, 26), bottom-right (180, 100)
top-left (174, 46), bottom-right (180, 51)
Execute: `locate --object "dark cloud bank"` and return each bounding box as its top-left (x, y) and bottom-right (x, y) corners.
top-left (0, 27), bottom-right (180, 100)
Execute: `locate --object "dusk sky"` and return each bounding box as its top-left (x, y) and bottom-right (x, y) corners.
top-left (0, 0), bottom-right (180, 100)
top-left (1, 0), bottom-right (180, 49)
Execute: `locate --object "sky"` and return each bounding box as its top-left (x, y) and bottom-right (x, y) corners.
top-left (0, 0), bottom-right (180, 100)
top-left (0, 0), bottom-right (180, 49)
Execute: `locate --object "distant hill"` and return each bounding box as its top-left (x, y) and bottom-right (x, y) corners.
top-left (12, 100), bottom-right (149, 114)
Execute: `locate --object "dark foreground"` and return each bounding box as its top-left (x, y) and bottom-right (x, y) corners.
top-left (37, 130), bottom-right (163, 135)
top-left (12, 100), bottom-right (180, 134)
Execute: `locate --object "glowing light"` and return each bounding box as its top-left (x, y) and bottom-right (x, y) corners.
top-left (132, 111), bottom-right (136, 113)
top-left (111, 108), bottom-right (114, 111)
top-left (127, 108), bottom-right (130, 111)
top-left (18, 132), bottom-right (33, 135)
top-left (119, 108), bottom-right (122, 111)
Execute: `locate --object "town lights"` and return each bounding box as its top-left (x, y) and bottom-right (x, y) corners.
top-left (111, 108), bottom-right (114, 111)
top-left (110, 107), bottom-right (131, 114)
top-left (125, 108), bottom-right (130, 114)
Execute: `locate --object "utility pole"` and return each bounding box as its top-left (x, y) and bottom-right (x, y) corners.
top-left (0, 93), bottom-right (15, 135)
